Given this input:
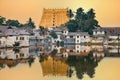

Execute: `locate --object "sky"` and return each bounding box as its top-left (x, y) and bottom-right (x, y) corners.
top-left (0, 0), bottom-right (120, 27)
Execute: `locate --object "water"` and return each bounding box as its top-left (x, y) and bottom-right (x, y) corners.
top-left (0, 45), bottom-right (120, 80)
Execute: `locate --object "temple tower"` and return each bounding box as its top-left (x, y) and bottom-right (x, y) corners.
top-left (40, 8), bottom-right (70, 28)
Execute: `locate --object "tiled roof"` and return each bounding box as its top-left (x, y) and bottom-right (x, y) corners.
top-left (68, 32), bottom-right (89, 36)
top-left (103, 27), bottom-right (120, 36)
top-left (0, 26), bottom-right (29, 36)
top-left (93, 27), bottom-right (104, 32)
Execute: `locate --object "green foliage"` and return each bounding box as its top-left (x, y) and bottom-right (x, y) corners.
top-left (0, 16), bottom-right (6, 25)
top-left (66, 52), bottom-right (98, 79)
top-left (28, 57), bottom-right (35, 67)
top-left (50, 31), bottom-right (58, 39)
top-left (0, 16), bottom-right (36, 28)
top-left (60, 41), bottom-right (64, 47)
top-left (25, 18), bottom-right (35, 28)
top-left (66, 7), bottom-right (100, 35)
top-left (87, 8), bottom-right (95, 19)
top-left (50, 49), bottom-right (58, 57)
top-left (6, 19), bottom-right (20, 27)
top-left (56, 41), bottom-right (60, 47)
top-left (39, 26), bottom-right (45, 34)
top-left (75, 8), bottom-right (87, 21)
top-left (66, 20), bottom-right (78, 32)
top-left (39, 26), bottom-right (44, 31)
top-left (67, 9), bottom-right (74, 19)
top-left (13, 48), bottom-right (20, 53)
top-left (13, 42), bottom-right (20, 47)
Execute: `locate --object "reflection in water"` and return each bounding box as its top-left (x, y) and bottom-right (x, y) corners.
top-left (40, 56), bottom-right (69, 76)
top-left (0, 45), bottom-right (120, 80)
top-left (39, 51), bottom-right (101, 79)
top-left (0, 48), bottom-right (35, 69)
top-left (66, 53), bottom-right (98, 79)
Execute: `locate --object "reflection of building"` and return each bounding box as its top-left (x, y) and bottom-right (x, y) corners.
top-left (0, 59), bottom-right (18, 68)
top-left (0, 48), bottom-right (35, 68)
top-left (40, 56), bottom-right (69, 76)
top-left (91, 45), bottom-right (105, 62)
top-left (40, 8), bottom-right (69, 28)
top-left (0, 48), bottom-right (29, 60)
top-left (92, 27), bottom-right (106, 43)
top-left (0, 58), bottom-right (34, 68)
top-left (64, 45), bottom-right (91, 56)
top-left (103, 27), bottom-right (120, 43)
top-left (105, 46), bottom-right (120, 57)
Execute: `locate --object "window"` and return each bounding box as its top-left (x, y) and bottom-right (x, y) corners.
top-left (16, 55), bottom-right (18, 58)
top-left (20, 53), bottom-right (24, 57)
top-left (16, 37), bottom-right (18, 40)
top-left (77, 40), bottom-right (79, 42)
top-left (0, 41), bottom-right (1, 45)
top-left (77, 36), bottom-right (79, 38)
top-left (20, 37), bottom-right (21, 40)
top-left (65, 50), bottom-right (66, 52)
top-left (84, 36), bottom-right (86, 38)
top-left (96, 31), bottom-right (97, 34)
top-left (20, 37), bottom-right (24, 40)
top-left (22, 37), bottom-right (24, 40)
top-left (84, 50), bottom-right (86, 52)
top-left (53, 24), bottom-right (54, 26)
top-left (70, 36), bottom-right (73, 38)
top-left (70, 50), bottom-right (73, 52)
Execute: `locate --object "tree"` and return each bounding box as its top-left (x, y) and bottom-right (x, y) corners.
top-left (84, 19), bottom-right (99, 35)
top-left (65, 7), bottom-right (100, 35)
top-left (6, 19), bottom-right (20, 27)
top-left (87, 8), bottom-right (95, 19)
top-left (66, 20), bottom-right (78, 32)
top-left (50, 31), bottom-right (58, 39)
top-left (28, 57), bottom-right (35, 67)
top-left (0, 16), bottom-right (6, 25)
top-left (50, 49), bottom-right (58, 57)
top-left (67, 9), bottom-right (74, 19)
top-left (75, 8), bottom-right (86, 21)
top-left (39, 26), bottom-right (45, 35)
top-left (83, 8), bottom-right (99, 34)
top-left (25, 18), bottom-right (35, 28)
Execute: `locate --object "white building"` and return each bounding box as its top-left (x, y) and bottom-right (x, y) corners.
top-left (103, 27), bottom-right (120, 43)
top-left (93, 27), bottom-right (105, 36)
top-left (65, 31), bottom-right (90, 44)
top-left (0, 26), bottom-right (29, 48)
top-left (50, 27), bottom-right (68, 43)
top-left (92, 27), bottom-right (106, 43)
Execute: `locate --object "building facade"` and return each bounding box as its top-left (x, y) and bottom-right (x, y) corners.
top-left (0, 26), bottom-right (29, 48)
top-left (65, 31), bottom-right (90, 44)
top-left (40, 8), bottom-right (70, 28)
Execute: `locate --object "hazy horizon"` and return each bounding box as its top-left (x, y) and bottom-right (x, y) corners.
top-left (0, 0), bottom-right (120, 27)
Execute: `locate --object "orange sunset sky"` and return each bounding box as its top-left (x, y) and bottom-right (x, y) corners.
top-left (0, 0), bottom-right (120, 27)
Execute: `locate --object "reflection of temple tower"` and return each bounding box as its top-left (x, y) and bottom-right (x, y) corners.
top-left (41, 56), bottom-right (69, 76)
top-left (40, 8), bottom-right (70, 28)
